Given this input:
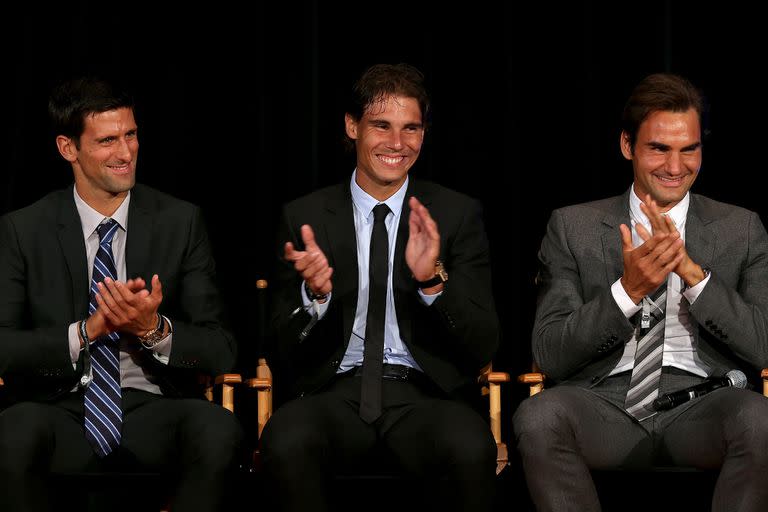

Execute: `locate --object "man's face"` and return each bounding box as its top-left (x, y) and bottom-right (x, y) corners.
top-left (63, 107), bottom-right (139, 203)
top-left (346, 94), bottom-right (424, 200)
top-left (622, 108), bottom-right (702, 212)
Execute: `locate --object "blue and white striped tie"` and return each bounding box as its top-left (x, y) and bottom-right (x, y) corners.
top-left (84, 219), bottom-right (122, 457)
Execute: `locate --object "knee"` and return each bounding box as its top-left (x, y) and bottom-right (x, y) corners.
top-left (260, 406), bottom-right (326, 468)
top-left (429, 409), bottom-right (497, 472)
top-left (512, 391), bottom-right (573, 451)
top-left (443, 426), bottom-right (497, 471)
top-left (0, 403), bottom-right (51, 471)
top-left (185, 407), bottom-right (244, 470)
top-left (726, 392), bottom-right (768, 453)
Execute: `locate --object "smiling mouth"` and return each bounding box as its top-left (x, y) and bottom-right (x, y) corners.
top-left (655, 174), bottom-right (685, 185)
top-left (378, 154), bottom-right (404, 165)
top-left (108, 164), bottom-right (132, 174)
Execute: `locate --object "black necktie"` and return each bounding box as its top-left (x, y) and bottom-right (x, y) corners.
top-left (359, 203), bottom-right (390, 423)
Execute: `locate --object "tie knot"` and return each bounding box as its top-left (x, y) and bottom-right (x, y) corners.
top-left (372, 203), bottom-right (390, 224)
top-left (97, 219), bottom-right (118, 244)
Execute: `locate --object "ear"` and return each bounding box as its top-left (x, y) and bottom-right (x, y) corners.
top-left (344, 113), bottom-right (358, 140)
top-left (620, 131), bottom-right (633, 160)
top-left (56, 135), bottom-right (78, 163)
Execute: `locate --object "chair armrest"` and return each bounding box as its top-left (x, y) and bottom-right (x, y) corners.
top-left (478, 365), bottom-right (510, 475)
top-left (518, 371), bottom-right (546, 396)
top-left (201, 373), bottom-right (242, 413)
top-left (245, 358), bottom-right (273, 440)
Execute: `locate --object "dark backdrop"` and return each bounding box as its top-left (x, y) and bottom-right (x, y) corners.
top-left (4, 1), bottom-right (765, 433)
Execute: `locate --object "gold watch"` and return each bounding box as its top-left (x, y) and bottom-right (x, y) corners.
top-left (415, 259), bottom-right (448, 288)
top-left (138, 314), bottom-right (166, 348)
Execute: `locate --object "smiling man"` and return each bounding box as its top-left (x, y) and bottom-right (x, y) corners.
top-left (513, 73), bottom-right (768, 511)
top-left (261, 63), bottom-right (500, 512)
top-left (0, 76), bottom-right (243, 511)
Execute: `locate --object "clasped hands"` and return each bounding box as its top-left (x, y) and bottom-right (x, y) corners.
top-left (87, 275), bottom-right (164, 341)
top-left (620, 194), bottom-right (706, 304)
top-left (284, 196), bottom-right (443, 300)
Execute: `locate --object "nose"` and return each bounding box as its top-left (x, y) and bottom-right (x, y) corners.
top-left (666, 151), bottom-right (682, 174)
top-left (386, 129), bottom-right (403, 150)
top-left (114, 138), bottom-right (134, 162)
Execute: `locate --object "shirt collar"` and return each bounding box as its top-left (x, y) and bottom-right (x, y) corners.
top-left (350, 169), bottom-right (408, 220)
top-left (629, 184), bottom-right (689, 231)
top-left (73, 187), bottom-right (131, 239)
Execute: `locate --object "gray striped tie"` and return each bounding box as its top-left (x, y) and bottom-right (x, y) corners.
top-left (625, 278), bottom-right (668, 421)
top-left (84, 219), bottom-right (122, 457)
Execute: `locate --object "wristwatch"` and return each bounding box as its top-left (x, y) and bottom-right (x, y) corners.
top-left (138, 314), bottom-right (166, 348)
top-left (304, 281), bottom-right (329, 302)
top-left (415, 259), bottom-right (448, 288)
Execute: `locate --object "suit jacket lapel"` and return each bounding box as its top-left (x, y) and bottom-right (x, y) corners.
top-left (601, 191), bottom-right (631, 285)
top-left (392, 179), bottom-right (423, 343)
top-left (322, 183), bottom-right (359, 343)
top-left (393, 179), bottom-right (417, 293)
top-left (57, 188), bottom-right (90, 318)
top-left (125, 188), bottom-right (153, 279)
top-left (685, 195), bottom-right (715, 269)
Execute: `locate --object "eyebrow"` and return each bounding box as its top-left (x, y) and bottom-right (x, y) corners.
top-left (647, 141), bottom-right (701, 151)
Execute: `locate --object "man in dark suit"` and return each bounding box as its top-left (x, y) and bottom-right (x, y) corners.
top-left (261, 63), bottom-right (500, 511)
top-left (513, 73), bottom-right (768, 511)
top-left (0, 76), bottom-right (243, 511)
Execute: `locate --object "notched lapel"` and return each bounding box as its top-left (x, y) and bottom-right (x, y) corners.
top-left (601, 213), bottom-right (627, 285)
top-left (58, 198), bottom-right (89, 318)
top-left (685, 212), bottom-right (715, 271)
top-left (323, 186), bottom-right (359, 342)
top-left (125, 199), bottom-right (153, 281)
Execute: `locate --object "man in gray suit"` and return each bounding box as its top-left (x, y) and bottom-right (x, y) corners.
top-left (513, 73), bottom-right (768, 511)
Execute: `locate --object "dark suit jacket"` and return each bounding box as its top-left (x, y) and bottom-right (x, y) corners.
top-left (533, 189), bottom-right (768, 388)
top-left (0, 184), bottom-right (236, 402)
top-left (268, 178), bottom-right (499, 401)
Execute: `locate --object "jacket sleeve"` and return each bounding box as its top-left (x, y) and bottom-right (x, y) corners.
top-left (163, 206), bottom-right (237, 376)
top-left (0, 214), bottom-right (76, 377)
top-left (416, 198), bottom-right (499, 369)
top-left (532, 209), bottom-right (634, 382)
top-left (688, 211), bottom-right (768, 370)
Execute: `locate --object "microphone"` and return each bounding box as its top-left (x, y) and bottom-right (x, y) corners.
top-left (652, 369), bottom-right (748, 411)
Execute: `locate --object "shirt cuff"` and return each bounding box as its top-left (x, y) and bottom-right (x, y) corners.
top-left (611, 278), bottom-right (642, 318)
top-left (682, 270), bottom-right (711, 304)
top-left (68, 322), bottom-right (81, 364)
top-left (418, 288), bottom-right (442, 306)
top-left (300, 282), bottom-right (331, 318)
top-left (148, 316), bottom-right (173, 362)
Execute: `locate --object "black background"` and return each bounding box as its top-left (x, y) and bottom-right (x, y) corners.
top-left (4, 0), bottom-right (765, 467)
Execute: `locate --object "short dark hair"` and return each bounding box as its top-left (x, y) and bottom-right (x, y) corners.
top-left (621, 73), bottom-right (704, 151)
top-left (344, 63), bottom-right (430, 150)
top-left (48, 76), bottom-right (135, 147)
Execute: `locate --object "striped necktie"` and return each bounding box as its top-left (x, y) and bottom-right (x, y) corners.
top-left (625, 278), bottom-right (668, 421)
top-left (84, 219), bottom-right (123, 457)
